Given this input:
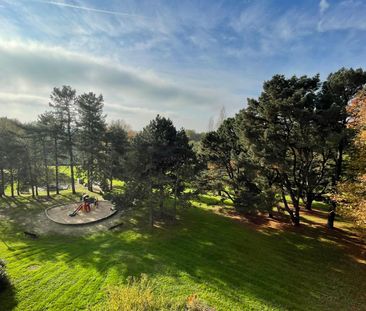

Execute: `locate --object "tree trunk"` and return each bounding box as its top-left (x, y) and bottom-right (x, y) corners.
top-left (70, 161), bottom-right (76, 194)
top-left (148, 183), bottom-right (154, 229)
top-left (159, 188), bottom-right (164, 217)
top-left (87, 165), bottom-right (93, 192)
top-left (35, 185), bottom-right (39, 197)
top-left (28, 163), bottom-right (35, 198)
top-left (293, 203), bottom-right (300, 226)
top-left (327, 210), bottom-right (335, 229)
top-left (173, 178), bottom-right (179, 221)
top-left (327, 200), bottom-right (336, 229)
top-left (54, 137), bottom-right (59, 195)
top-left (282, 191), bottom-right (300, 226)
top-left (304, 192), bottom-right (314, 211)
top-left (0, 168), bottom-right (5, 197)
top-left (334, 142), bottom-right (344, 184)
top-left (149, 204), bottom-right (154, 229)
top-left (67, 114), bottom-right (76, 194)
top-left (42, 141), bottom-right (50, 197)
top-left (10, 169), bottom-right (14, 197)
top-left (109, 178), bottom-right (113, 191)
top-left (16, 172), bottom-right (20, 196)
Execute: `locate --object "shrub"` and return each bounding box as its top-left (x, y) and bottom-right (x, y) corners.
top-left (106, 274), bottom-right (176, 311)
top-left (186, 294), bottom-right (215, 311)
top-left (105, 274), bottom-right (215, 311)
top-left (0, 259), bottom-right (9, 292)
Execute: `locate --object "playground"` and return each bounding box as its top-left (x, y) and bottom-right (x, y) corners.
top-left (46, 200), bottom-right (117, 225)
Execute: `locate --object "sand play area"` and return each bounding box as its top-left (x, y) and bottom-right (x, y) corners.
top-left (45, 201), bottom-right (117, 225)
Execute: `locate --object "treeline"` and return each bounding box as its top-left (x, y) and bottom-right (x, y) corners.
top-left (0, 86), bottom-right (198, 229)
top-left (0, 86), bottom-right (129, 197)
top-left (201, 67), bottom-right (366, 226)
top-left (0, 67), bottom-right (365, 229)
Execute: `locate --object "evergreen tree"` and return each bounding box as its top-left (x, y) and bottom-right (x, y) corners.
top-left (49, 86), bottom-right (77, 194)
top-left (103, 120), bottom-right (129, 190)
top-left (201, 117), bottom-right (276, 215)
top-left (240, 74), bottom-right (335, 225)
top-left (37, 112), bottom-right (64, 194)
top-left (120, 115), bottom-right (197, 227)
top-left (0, 118), bottom-right (26, 197)
top-left (77, 92), bottom-right (107, 192)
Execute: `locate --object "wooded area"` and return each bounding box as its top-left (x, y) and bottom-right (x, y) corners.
top-left (1, 68), bottom-right (366, 232)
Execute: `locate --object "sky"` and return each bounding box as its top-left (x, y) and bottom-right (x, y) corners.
top-left (0, 0), bottom-right (366, 131)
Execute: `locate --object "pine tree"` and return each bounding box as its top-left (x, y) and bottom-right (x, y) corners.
top-left (240, 74), bottom-right (336, 224)
top-left (49, 86), bottom-right (77, 194)
top-left (77, 92), bottom-right (107, 192)
top-left (104, 120), bottom-right (129, 190)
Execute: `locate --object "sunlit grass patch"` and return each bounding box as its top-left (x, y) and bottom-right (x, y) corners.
top-left (0, 195), bottom-right (365, 310)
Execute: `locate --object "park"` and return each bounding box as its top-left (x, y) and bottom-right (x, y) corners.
top-left (1, 68), bottom-right (366, 310)
top-left (1, 1), bottom-right (366, 310)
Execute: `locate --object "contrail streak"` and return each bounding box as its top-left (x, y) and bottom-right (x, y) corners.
top-left (35, 0), bottom-right (147, 19)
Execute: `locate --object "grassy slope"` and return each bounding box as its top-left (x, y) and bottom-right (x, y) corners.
top-left (0, 194), bottom-right (365, 311)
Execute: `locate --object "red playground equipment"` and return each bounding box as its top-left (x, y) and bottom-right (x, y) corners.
top-left (69, 194), bottom-right (98, 217)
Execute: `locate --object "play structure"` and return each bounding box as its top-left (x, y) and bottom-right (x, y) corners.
top-left (45, 199), bottom-right (117, 225)
top-left (68, 194), bottom-right (98, 217)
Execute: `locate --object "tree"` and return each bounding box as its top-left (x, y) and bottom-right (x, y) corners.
top-left (334, 87), bottom-right (366, 232)
top-left (0, 118), bottom-right (26, 197)
top-left (201, 118), bottom-right (276, 215)
top-left (49, 86), bottom-right (77, 194)
top-left (103, 120), bottom-right (129, 190)
top-left (240, 74), bottom-right (337, 225)
top-left (121, 115), bottom-right (197, 228)
top-left (38, 112), bottom-right (64, 194)
top-left (77, 92), bottom-right (107, 192)
top-left (319, 68), bottom-right (366, 183)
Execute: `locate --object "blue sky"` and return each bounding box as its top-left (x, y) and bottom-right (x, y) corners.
top-left (0, 0), bottom-right (366, 130)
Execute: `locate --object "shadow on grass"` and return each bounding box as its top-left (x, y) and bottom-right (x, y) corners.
top-left (0, 192), bottom-right (80, 210)
top-left (4, 206), bottom-right (365, 310)
top-left (0, 279), bottom-right (17, 310)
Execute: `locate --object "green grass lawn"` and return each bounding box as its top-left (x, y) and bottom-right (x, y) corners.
top-left (0, 193), bottom-right (365, 310)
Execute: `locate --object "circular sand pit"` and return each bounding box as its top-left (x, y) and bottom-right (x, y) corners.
top-left (45, 201), bottom-right (117, 225)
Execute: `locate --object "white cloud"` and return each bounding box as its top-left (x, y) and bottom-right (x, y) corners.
top-left (36, 0), bottom-right (146, 19)
top-left (0, 39), bottom-right (238, 130)
top-left (319, 0), bottom-right (330, 14)
top-left (318, 0), bottom-right (366, 31)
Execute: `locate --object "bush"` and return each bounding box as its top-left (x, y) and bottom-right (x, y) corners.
top-left (0, 259), bottom-right (9, 292)
top-left (186, 294), bottom-right (215, 311)
top-left (106, 274), bottom-right (214, 311)
top-left (106, 274), bottom-right (175, 311)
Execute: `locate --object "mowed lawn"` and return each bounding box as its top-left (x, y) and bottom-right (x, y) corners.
top-left (0, 194), bottom-right (366, 310)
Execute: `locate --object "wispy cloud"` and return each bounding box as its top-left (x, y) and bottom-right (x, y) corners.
top-left (319, 0), bottom-right (330, 14)
top-left (36, 0), bottom-right (147, 19)
top-left (0, 0), bottom-right (365, 129)
top-left (318, 0), bottom-right (366, 31)
top-left (0, 39), bottom-right (237, 130)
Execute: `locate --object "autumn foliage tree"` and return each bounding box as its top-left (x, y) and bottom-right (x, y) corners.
top-left (334, 88), bottom-right (366, 232)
